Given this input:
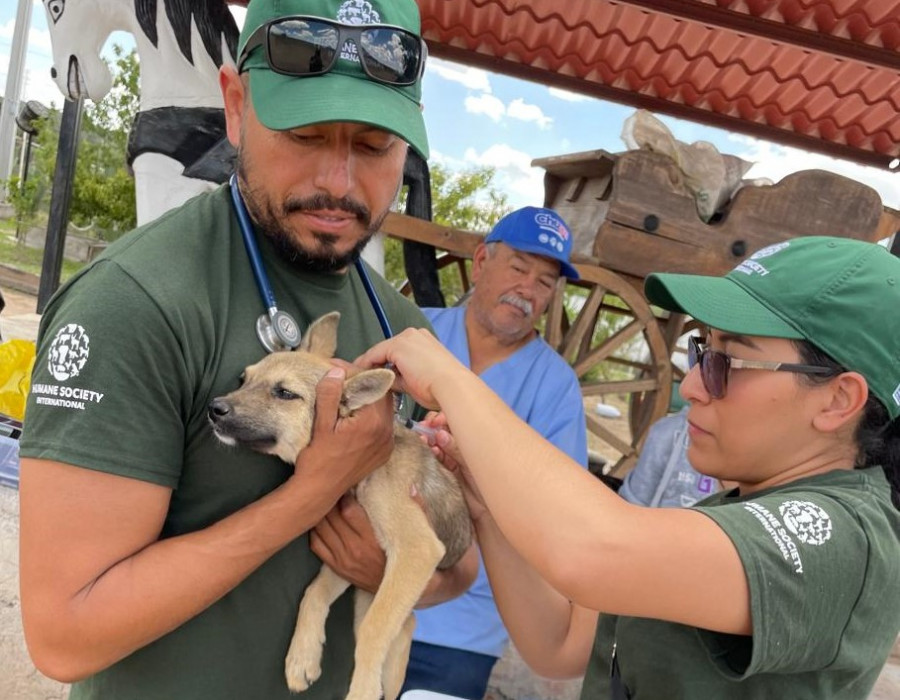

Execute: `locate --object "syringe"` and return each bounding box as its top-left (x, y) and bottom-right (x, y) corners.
top-left (395, 415), bottom-right (438, 440)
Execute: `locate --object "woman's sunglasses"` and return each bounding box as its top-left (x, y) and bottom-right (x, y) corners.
top-left (687, 336), bottom-right (837, 399)
top-left (238, 16), bottom-right (427, 87)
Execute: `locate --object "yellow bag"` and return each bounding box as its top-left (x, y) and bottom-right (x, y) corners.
top-left (0, 339), bottom-right (36, 421)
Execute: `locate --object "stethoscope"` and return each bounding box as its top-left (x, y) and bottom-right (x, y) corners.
top-left (229, 175), bottom-right (396, 353)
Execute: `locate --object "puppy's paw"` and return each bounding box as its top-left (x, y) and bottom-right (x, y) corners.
top-left (284, 630), bottom-right (324, 692)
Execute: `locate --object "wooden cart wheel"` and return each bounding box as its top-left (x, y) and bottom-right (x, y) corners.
top-left (544, 265), bottom-right (672, 476)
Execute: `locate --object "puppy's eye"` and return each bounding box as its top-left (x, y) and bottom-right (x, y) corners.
top-left (272, 386), bottom-right (300, 401)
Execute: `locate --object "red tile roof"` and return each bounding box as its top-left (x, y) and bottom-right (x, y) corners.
top-left (416, 0), bottom-right (899, 170)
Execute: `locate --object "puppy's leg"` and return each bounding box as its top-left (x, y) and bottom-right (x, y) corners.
top-left (346, 503), bottom-right (445, 700)
top-left (285, 565), bottom-right (351, 692)
top-left (354, 588), bottom-right (374, 639)
top-left (382, 613), bottom-right (416, 700)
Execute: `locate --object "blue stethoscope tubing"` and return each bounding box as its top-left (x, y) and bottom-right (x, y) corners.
top-left (228, 175), bottom-right (396, 352)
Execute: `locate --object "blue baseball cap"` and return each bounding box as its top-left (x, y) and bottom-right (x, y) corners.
top-left (484, 207), bottom-right (579, 280)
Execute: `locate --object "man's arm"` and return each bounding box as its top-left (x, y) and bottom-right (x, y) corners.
top-left (310, 495), bottom-right (479, 606)
top-left (19, 369), bottom-right (394, 682)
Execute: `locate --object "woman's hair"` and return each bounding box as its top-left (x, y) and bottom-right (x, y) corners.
top-left (794, 339), bottom-right (900, 510)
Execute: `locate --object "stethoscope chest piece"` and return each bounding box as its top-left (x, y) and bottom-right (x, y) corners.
top-left (256, 310), bottom-right (302, 353)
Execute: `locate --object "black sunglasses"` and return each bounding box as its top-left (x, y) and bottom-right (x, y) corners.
top-left (687, 336), bottom-right (836, 400)
top-left (237, 16), bottom-right (427, 87)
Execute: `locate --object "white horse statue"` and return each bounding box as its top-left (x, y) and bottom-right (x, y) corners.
top-left (41, 0), bottom-right (241, 225)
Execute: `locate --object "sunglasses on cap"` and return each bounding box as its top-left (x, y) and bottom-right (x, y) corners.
top-left (687, 336), bottom-right (837, 400)
top-left (237, 16), bottom-right (427, 87)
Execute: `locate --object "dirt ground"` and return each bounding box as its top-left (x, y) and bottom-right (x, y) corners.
top-left (1, 283), bottom-right (898, 699)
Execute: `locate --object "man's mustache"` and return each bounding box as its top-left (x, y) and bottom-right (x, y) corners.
top-left (283, 194), bottom-right (371, 227)
top-left (500, 294), bottom-right (534, 316)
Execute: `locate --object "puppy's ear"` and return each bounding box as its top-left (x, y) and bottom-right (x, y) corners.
top-left (342, 369), bottom-right (395, 412)
top-left (299, 312), bottom-right (340, 358)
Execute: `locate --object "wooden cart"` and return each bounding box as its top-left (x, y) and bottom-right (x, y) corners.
top-left (380, 149), bottom-right (900, 474)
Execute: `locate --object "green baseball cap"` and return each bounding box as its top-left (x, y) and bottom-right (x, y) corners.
top-left (237, 0), bottom-right (429, 160)
top-left (644, 236), bottom-right (900, 418)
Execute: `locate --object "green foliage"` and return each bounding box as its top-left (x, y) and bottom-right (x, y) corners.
top-left (2, 45), bottom-right (138, 243)
top-left (71, 45), bottom-right (139, 238)
top-left (0, 224), bottom-right (83, 281)
top-left (385, 163), bottom-right (511, 303)
top-left (4, 175), bottom-right (40, 241)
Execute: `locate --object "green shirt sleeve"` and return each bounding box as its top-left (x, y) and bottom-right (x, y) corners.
top-left (21, 260), bottom-right (191, 487)
top-left (695, 492), bottom-right (867, 676)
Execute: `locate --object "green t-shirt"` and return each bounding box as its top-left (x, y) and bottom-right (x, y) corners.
top-left (581, 468), bottom-right (900, 699)
top-left (20, 185), bottom-right (431, 700)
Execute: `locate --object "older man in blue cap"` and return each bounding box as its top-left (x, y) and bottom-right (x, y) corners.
top-left (399, 206), bottom-right (590, 699)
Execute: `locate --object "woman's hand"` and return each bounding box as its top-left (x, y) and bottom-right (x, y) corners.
top-left (420, 413), bottom-right (490, 524)
top-left (355, 329), bottom-right (468, 411)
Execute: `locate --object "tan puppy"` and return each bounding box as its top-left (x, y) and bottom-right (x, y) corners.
top-left (208, 312), bottom-right (471, 700)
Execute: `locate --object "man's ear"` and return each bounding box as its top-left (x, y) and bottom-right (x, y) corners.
top-left (341, 369), bottom-right (395, 412)
top-left (812, 371), bottom-right (869, 434)
top-left (471, 243), bottom-right (489, 285)
top-left (220, 65), bottom-right (244, 148)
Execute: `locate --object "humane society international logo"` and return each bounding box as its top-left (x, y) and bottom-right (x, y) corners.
top-left (742, 498), bottom-right (833, 574)
top-left (31, 323), bottom-right (105, 411)
top-left (49, 323), bottom-right (90, 380)
top-left (779, 500), bottom-right (833, 546)
top-left (336, 0), bottom-right (381, 63)
top-left (337, 0), bottom-right (381, 24)
top-left (733, 240), bottom-right (791, 277)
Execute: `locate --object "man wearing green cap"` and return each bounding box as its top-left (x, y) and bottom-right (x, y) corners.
top-left (18, 1), bottom-right (475, 698)
top-left (355, 235), bottom-right (900, 699)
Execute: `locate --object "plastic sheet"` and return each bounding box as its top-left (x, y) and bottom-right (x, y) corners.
top-left (0, 339), bottom-right (36, 422)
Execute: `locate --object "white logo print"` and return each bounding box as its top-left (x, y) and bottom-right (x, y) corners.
top-left (337, 0), bottom-right (381, 24)
top-left (335, 1), bottom-right (382, 64)
top-left (779, 500), bottom-right (833, 546)
top-left (48, 323), bottom-right (90, 381)
top-left (750, 241), bottom-right (791, 261)
top-left (733, 240), bottom-right (791, 277)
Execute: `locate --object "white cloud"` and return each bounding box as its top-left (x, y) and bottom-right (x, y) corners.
top-left (507, 98), bottom-right (552, 129)
top-left (427, 57), bottom-right (492, 92)
top-left (1, 53), bottom-right (63, 109)
top-left (548, 86), bottom-right (589, 102)
top-left (462, 143), bottom-right (546, 208)
top-left (464, 93), bottom-right (505, 123)
top-left (728, 135), bottom-right (900, 209)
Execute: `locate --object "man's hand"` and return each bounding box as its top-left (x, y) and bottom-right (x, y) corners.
top-left (294, 367), bottom-right (394, 495)
top-left (311, 494), bottom-right (385, 593)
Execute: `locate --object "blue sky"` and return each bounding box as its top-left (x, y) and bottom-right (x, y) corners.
top-left (2, 0), bottom-right (897, 214)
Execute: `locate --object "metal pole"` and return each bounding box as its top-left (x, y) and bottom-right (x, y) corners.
top-left (38, 96), bottom-right (84, 313)
top-left (14, 131), bottom-right (32, 243)
top-left (19, 133), bottom-right (33, 184)
top-left (0, 0), bottom-right (34, 197)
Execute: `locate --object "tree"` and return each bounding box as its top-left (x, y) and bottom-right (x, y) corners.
top-left (384, 163), bottom-right (510, 303)
top-left (69, 45), bottom-right (139, 238)
top-left (2, 45), bottom-right (138, 242)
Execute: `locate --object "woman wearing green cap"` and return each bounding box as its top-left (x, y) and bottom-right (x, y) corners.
top-left (358, 235), bottom-right (900, 699)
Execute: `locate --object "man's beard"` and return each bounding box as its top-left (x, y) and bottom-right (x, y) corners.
top-left (235, 157), bottom-right (388, 273)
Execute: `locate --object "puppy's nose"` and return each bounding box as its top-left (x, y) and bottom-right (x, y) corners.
top-left (208, 398), bottom-right (232, 423)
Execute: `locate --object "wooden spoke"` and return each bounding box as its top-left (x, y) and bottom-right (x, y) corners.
top-left (544, 265), bottom-right (672, 476)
